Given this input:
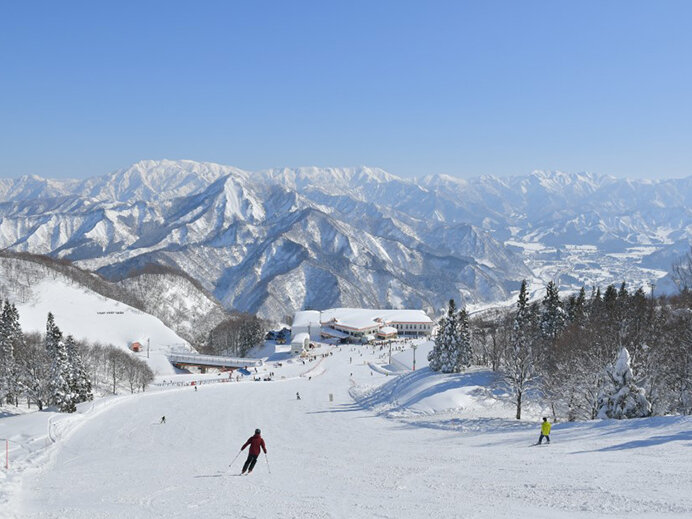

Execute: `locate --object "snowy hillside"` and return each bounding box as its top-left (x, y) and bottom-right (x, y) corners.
top-left (1, 339), bottom-right (690, 518)
top-left (0, 256), bottom-right (192, 375)
top-left (16, 278), bottom-right (189, 375)
top-left (0, 253), bottom-right (227, 346)
top-left (0, 160), bottom-right (690, 319)
top-left (114, 268), bottom-right (228, 345)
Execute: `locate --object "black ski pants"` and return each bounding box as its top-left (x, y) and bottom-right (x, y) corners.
top-left (538, 434), bottom-right (550, 444)
top-left (242, 453), bottom-right (259, 473)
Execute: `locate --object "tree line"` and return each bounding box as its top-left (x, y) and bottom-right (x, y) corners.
top-left (0, 301), bottom-right (154, 413)
top-left (202, 312), bottom-right (268, 357)
top-left (429, 279), bottom-right (691, 421)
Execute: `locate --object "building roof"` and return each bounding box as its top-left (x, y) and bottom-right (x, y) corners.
top-left (320, 327), bottom-right (349, 339)
top-left (378, 326), bottom-right (398, 335)
top-left (292, 310), bottom-right (322, 329)
top-left (319, 308), bottom-right (432, 331)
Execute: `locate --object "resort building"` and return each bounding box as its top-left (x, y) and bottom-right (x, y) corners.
top-left (291, 310), bottom-right (322, 341)
top-left (291, 332), bottom-right (310, 356)
top-left (292, 308), bottom-right (433, 345)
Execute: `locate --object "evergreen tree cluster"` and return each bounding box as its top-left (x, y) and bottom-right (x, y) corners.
top-left (470, 281), bottom-right (692, 420)
top-left (0, 301), bottom-right (154, 413)
top-left (428, 299), bottom-right (472, 374)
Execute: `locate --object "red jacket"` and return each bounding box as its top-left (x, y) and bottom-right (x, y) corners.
top-left (242, 434), bottom-right (267, 456)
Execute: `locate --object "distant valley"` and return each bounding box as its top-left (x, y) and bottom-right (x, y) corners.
top-left (0, 160), bottom-right (689, 319)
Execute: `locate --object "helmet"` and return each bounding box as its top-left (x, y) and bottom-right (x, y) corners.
top-left (255, 428), bottom-right (261, 434)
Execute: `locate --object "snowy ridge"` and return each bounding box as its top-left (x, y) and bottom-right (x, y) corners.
top-left (0, 160), bottom-right (690, 319)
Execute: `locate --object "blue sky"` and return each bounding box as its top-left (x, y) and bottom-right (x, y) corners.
top-left (1, 1), bottom-right (690, 179)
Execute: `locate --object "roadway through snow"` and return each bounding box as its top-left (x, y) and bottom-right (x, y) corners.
top-left (16, 345), bottom-right (692, 518)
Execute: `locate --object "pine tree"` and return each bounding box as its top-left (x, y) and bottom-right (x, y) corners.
top-left (597, 347), bottom-right (651, 419)
top-left (568, 286), bottom-right (587, 326)
top-left (45, 313), bottom-right (76, 413)
top-left (440, 301), bottom-right (461, 373)
top-left (0, 300), bottom-right (13, 405)
top-left (429, 300), bottom-right (458, 372)
top-left (428, 299), bottom-right (472, 373)
top-left (45, 312), bottom-right (62, 355)
top-left (540, 281), bottom-right (565, 342)
top-left (457, 308), bottom-right (473, 369)
top-left (427, 308), bottom-right (447, 372)
top-left (65, 335), bottom-right (93, 403)
top-left (0, 301), bottom-right (23, 406)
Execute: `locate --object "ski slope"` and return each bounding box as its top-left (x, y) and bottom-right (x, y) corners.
top-left (2, 342), bottom-right (691, 518)
top-left (14, 277), bottom-right (192, 375)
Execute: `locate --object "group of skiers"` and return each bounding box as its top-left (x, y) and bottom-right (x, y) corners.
top-left (159, 391), bottom-right (551, 475)
top-left (226, 418), bottom-right (550, 476)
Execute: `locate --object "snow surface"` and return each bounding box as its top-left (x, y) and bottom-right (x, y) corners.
top-left (1, 340), bottom-right (691, 518)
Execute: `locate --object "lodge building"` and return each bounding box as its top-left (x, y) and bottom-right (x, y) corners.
top-left (292, 308), bottom-right (433, 344)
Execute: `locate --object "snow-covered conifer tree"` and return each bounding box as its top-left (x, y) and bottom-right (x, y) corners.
top-left (439, 302), bottom-right (460, 373)
top-left (457, 308), bottom-right (472, 369)
top-left (540, 281), bottom-right (565, 342)
top-left (428, 300), bottom-right (451, 372)
top-left (0, 301), bottom-right (23, 405)
top-left (45, 312), bottom-right (62, 356)
top-left (565, 287), bottom-right (587, 326)
top-left (45, 313), bottom-right (76, 413)
top-left (429, 299), bottom-right (471, 373)
top-left (65, 335), bottom-right (93, 403)
top-left (0, 300), bottom-right (13, 404)
top-left (597, 347), bottom-right (651, 419)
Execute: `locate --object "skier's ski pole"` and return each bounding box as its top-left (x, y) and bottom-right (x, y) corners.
top-left (264, 453), bottom-right (271, 474)
top-left (229, 450), bottom-right (242, 468)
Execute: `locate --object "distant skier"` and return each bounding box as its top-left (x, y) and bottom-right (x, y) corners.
top-left (240, 428), bottom-right (267, 475)
top-left (537, 417), bottom-right (551, 444)
top-left (296, 392), bottom-right (301, 400)
top-left (160, 416), bottom-right (166, 424)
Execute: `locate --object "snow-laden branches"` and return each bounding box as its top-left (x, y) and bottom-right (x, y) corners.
top-left (470, 280), bottom-right (692, 420)
top-left (1, 301), bottom-right (153, 413)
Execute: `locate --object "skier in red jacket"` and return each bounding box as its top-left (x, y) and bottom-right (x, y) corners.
top-left (240, 428), bottom-right (267, 475)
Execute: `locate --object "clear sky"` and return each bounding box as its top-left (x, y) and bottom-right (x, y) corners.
top-left (1, 1), bottom-right (691, 179)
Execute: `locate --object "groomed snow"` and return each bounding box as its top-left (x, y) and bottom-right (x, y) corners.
top-left (1, 340), bottom-right (690, 518)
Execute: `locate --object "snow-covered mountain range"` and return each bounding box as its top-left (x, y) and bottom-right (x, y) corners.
top-left (0, 160), bottom-right (689, 319)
